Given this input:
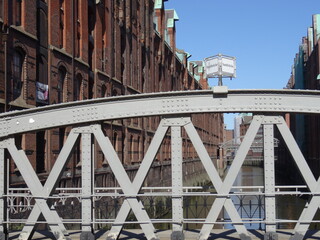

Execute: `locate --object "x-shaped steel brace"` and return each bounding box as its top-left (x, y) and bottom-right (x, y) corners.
top-left (92, 122), bottom-right (169, 240)
top-left (6, 129), bottom-right (79, 240)
top-left (276, 117), bottom-right (320, 240)
top-left (184, 116), bottom-right (263, 240)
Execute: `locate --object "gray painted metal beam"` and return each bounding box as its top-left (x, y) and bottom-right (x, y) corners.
top-left (92, 125), bottom-right (158, 240)
top-left (80, 131), bottom-right (94, 239)
top-left (184, 116), bottom-right (262, 240)
top-left (106, 119), bottom-right (168, 239)
top-left (276, 118), bottom-right (315, 190)
top-left (276, 117), bottom-right (320, 240)
top-left (17, 129), bottom-right (79, 240)
top-left (171, 125), bottom-right (184, 239)
top-left (1, 90), bottom-right (320, 137)
top-left (198, 115), bottom-right (261, 240)
top-left (6, 139), bottom-right (70, 240)
top-left (184, 119), bottom-right (248, 240)
top-left (0, 91), bottom-right (319, 240)
top-left (263, 124), bottom-right (277, 238)
top-left (0, 145), bottom-right (7, 240)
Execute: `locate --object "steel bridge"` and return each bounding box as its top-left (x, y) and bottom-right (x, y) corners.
top-left (220, 136), bottom-right (279, 165)
top-left (0, 88), bottom-right (319, 240)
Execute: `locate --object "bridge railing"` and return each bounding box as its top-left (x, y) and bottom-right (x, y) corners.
top-left (0, 90), bottom-right (319, 240)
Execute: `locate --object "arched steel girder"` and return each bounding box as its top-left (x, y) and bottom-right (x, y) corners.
top-left (0, 89), bottom-right (319, 138)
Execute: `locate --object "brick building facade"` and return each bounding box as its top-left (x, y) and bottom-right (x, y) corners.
top-left (0, 0), bottom-right (224, 186)
top-left (281, 14), bottom-right (320, 182)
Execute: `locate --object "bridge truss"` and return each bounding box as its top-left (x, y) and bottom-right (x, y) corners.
top-left (0, 89), bottom-right (319, 240)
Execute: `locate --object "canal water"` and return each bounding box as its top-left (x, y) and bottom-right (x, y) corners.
top-left (224, 166), bottom-right (320, 230)
top-left (224, 166), bottom-right (265, 230)
top-left (129, 166), bottom-right (320, 231)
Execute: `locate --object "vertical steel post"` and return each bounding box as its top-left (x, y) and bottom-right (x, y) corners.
top-left (80, 133), bottom-right (94, 240)
top-left (171, 126), bottom-right (184, 240)
top-left (0, 146), bottom-right (7, 240)
top-left (263, 124), bottom-right (277, 240)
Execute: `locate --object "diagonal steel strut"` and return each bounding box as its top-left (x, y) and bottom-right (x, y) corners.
top-left (93, 123), bottom-right (169, 240)
top-left (105, 119), bottom-right (168, 239)
top-left (276, 117), bottom-right (320, 240)
top-left (184, 115), bottom-right (262, 240)
top-left (9, 129), bottom-right (79, 240)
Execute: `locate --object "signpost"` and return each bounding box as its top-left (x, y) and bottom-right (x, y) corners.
top-left (204, 54), bottom-right (236, 86)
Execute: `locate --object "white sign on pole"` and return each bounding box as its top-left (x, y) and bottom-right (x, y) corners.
top-left (204, 54), bottom-right (236, 78)
top-left (205, 57), bottom-right (219, 77)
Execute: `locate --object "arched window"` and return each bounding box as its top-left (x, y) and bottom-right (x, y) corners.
top-left (58, 66), bottom-right (66, 103)
top-left (74, 73), bottom-right (82, 101)
top-left (12, 49), bottom-right (25, 100)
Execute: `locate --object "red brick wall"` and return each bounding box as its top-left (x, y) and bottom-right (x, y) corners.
top-left (1, 0), bottom-right (224, 185)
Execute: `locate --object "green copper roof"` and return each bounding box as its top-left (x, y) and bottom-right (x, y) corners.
top-left (176, 52), bottom-right (185, 62)
top-left (166, 9), bottom-right (179, 28)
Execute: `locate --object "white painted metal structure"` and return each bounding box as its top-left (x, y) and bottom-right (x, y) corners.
top-left (0, 89), bottom-right (319, 240)
top-left (204, 54), bottom-right (236, 78)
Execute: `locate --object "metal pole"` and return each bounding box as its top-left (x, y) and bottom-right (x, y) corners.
top-left (80, 132), bottom-right (94, 239)
top-left (0, 146), bottom-right (7, 240)
top-left (3, 31), bottom-right (7, 112)
top-left (171, 125), bottom-right (184, 240)
top-left (218, 76), bottom-right (223, 86)
top-left (263, 124), bottom-right (277, 239)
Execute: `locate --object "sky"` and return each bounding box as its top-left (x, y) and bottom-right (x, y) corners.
top-left (164, 0), bottom-right (319, 128)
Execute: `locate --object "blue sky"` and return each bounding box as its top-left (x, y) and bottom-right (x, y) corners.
top-left (164, 0), bottom-right (319, 128)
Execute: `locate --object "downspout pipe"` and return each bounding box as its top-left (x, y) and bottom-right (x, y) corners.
top-left (4, 30), bottom-right (8, 112)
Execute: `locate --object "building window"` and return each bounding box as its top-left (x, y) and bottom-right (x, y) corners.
top-left (36, 131), bottom-right (46, 173)
top-left (75, 0), bottom-right (81, 57)
top-left (38, 55), bottom-right (48, 85)
top-left (130, 135), bottom-right (134, 163)
top-left (101, 84), bottom-right (107, 98)
top-left (131, 0), bottom-right (137, 24)
top-left (137, 136), bottom-right (141, 162)
top-left (58, 67), bottom-right (66, 103)
top-left (113, 131), bottom-right (118, 153)
top-left (16, 0), bottom-right (22, 26)
top-left (112, 89), bottom-right (118, 96)
top-left (36, 55), bottom-right (49, 104)
top-left (59, 0), bottom-right (64, 48)
top-left (88, 76), bottom-right (94, 99)
top-left (38, 8), bottom-right (48, 47)
top-left (74, 139), bottom-right (81, 168)
top-left (0, 0), bottom-right (3, 20)
top-left (74, 73), bottom-right (82, 101)
top-left (12, 49), bottom-right (25, 100)
top-left (102, 39), bottom-right (105, 71)
top-left (59, 127), bottom-right (65, 151)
